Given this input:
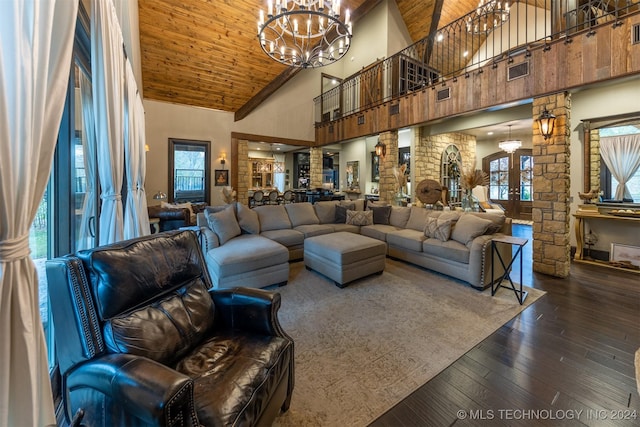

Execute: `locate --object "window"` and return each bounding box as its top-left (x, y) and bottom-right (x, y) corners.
top-left (169, 138), bottom-right (211, 204)
top-left (599, 125), bottom-right (640, 202)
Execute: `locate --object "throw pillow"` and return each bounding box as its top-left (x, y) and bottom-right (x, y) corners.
top-left (346, 209), bottom-right (373, 226)
top-left (205, 206), bottom-right (241, 245)
top-left (235, 202), bottom-right (260, 234)
top-left (314, 201), bottom-right (337, 224)
top-left (335, 203), bottom-right (355, 223)
top-left (451, 214), bottom-right (493, 245)
top-left (369, 205), bottom-right (392, 225)
top-left (405, 206), bottom-right (430, 231)
top-left (285, 202), bottom-right (320, 227)
top-left (424, 217), bottom-right (453, 242)
top-left (389, 206), bottom-right (411, 228)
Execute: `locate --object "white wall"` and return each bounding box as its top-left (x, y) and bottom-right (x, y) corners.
top-left (144, 100), bottom-right (234, 206)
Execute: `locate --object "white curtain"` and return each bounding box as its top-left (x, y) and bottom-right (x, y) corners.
top-left (600, 135), bottom-right (640, 201)
top-left (134, 89), bottom-right (150, 236)
top-left (77, 73), bottom-right (98, 251)
top-left (0, 1), bottom-right (78, 426)
top-left (92, 0), bottom-right (125, 245)
top-left (123, 61), bottom-right (149, 239)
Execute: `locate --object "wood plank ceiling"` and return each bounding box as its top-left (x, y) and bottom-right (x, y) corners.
top-left (138, 0), bottom-right (535, 117)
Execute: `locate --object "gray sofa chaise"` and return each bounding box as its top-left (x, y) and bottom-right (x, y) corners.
top-left (197, 200), bottom-right (511, 290)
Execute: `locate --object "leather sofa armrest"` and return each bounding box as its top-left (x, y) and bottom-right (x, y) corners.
top-left (210, 287), bottom-right (289, 338)
top-left (67, 353), bottom-right (198, 426)
top-left (148, 206), bottom-right (191, 222)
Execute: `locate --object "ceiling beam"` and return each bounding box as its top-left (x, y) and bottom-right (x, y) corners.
top-left (234, 0), bottom-right (383, 122)
top-left (422, 0), bottom-right (444, 65)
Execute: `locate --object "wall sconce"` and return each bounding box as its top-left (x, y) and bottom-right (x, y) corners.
top-left (152, 191), bottom-right (167, 201)
top-left (537, 108), bottom-right (556, 140)
top-left (145, 144), bottom-right (150, 152)
top-left (220, 154), bottom-right (226, 169)
top-left (375, 139), bottom-right (386, 157)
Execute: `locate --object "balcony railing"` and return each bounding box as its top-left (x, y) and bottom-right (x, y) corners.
top-left (314, 0), bottom-right (640, 123)
top-left (174, 168), bottom-right (205, 202)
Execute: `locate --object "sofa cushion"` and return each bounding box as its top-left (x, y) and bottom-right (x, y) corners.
top-left (206, 206), bottom-right (241, 245)
top-left (330, 223), bottom-right (361, 234)
top-left (389, 206), bottom-right (411, 228)
top-left (205, 235), bottom-right (289, 278)
top-left (314, 201), bottom-right (338, 224)
top-left (236, 202), bottom-right (260, 234)
top-left (260, 228), bottom-right (305, 248)
top-left (254, 205), bottom-right (292, 231)
top-left (422, 238), bottom-right (470, 264)
top-left (386, 229), bottom-right (426, 252)
top-left (424, 217), bottom-right (453, 242)
top-left (405, 206), bottom-right (430, 231)
top-left (294, 224), bottom-right (335, 238)
top-left (285, 202), bottom-right (320, 227)
top-left (361, 224), bottom-right (401, 241)
top-left (346, 210), bottom-right (373, 226)
top-left (335, 203), bottom-right (354, 223)
top-left (369, 205), bottom-right (392, 225)
top-left (451, 214), bottom-right (493, 245)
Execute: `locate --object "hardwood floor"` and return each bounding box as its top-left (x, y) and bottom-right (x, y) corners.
top-left (371, 225), bottom-right (640, 426)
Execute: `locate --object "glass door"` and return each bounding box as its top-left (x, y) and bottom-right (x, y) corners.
top-left (483, 149), bottom-right (533, 220)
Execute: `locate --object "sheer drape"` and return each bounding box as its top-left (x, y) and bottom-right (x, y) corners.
top-left (123, 61), bottom-right (149, 238)
top-left (77, 73), bottom-right (98, 250)
top-left (92, 0), bottom-right (125, 245)
top-left (134, 90), bottom-right (150, 235)
top-left (600, 135), bottom-right (640, 201)
top-left (0, 1), bottom-right (78, 425)
top-left (274, 153), bottom-right (285, 192)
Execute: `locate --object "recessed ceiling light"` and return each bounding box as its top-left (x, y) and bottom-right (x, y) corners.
top-left (436, 33), bottom-right (443, 42)
top-left (463, 51), bottom-right (469, 57)
top-left (488, 131), bottom-right (494, 135)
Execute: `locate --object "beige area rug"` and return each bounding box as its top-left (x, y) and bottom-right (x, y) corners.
top-left (273, 258), bottom-right (545, 427)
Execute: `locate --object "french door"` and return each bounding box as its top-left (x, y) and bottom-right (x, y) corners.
top-left (483, 149), bottom-right (533, 220)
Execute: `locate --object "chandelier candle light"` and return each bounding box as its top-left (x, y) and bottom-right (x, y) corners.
top-left (498, 125), bottom-right (522, 154)
top-left (258, 0), bottom-right (352, 68)
top-left (466, 0), bottom-right (510, 34)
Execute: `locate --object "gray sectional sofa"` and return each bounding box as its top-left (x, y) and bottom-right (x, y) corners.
top-left (196, 200), bottom-right (511, 290)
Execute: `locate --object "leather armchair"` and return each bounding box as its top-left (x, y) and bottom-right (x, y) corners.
top-left (46, 230), bottom-right (294, 427)
top-left (147, 205), bottom-right (193, 231)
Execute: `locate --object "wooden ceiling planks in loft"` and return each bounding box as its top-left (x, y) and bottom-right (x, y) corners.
top-left (138, 0), bottom-right (513, 116)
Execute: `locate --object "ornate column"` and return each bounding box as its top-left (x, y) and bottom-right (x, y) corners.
top-left (532, 92), bottom-right (571, 278)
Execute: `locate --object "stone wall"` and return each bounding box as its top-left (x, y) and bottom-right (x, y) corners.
top-left (378, 131), bottom-right (399, 203)
top-left (309, 147), bottom-right (323, 189)
top-left (413, 130), bottom-right (476, 201)
top-left (532, 93), bottom-right (571, 278)
top-left (237, 139), bottom-right (249, 205)
top-left (589, 129), bottom-right (600, 193)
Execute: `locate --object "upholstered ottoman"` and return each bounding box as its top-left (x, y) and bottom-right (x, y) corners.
top-left (304, 232), bottom-right (387, 288)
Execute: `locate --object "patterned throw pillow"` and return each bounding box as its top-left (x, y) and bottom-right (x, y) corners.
top-left (346, 209), bottom-right (373, 226)
top-left (424, 217), bottom-right (453, 242)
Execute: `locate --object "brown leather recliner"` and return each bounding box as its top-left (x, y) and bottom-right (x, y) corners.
top-left (46, 230), bottom-right (294, 426)
top-left (147, 205), bottom-right (193, 231)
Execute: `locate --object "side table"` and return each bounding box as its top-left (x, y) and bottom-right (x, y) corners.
top-left (491, 235), bottom-right (528, 305)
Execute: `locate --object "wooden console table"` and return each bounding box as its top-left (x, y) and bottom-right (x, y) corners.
top-left (573, 212), bottom-right (640, 272)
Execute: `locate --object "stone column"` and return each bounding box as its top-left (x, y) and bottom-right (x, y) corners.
top-left (237, 140), bottom-right (249, 205)
top-left (309, 147), bottom-right (323, 189)
top-left (589, 129), bottom-right (600, 193)
top-left (378, 131), bottom-right (399, 203)
top-left (532, 93), bottom-right (571, 278)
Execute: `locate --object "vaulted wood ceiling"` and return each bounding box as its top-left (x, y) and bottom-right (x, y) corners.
top-left (137, 0), bottom-right (517, 118)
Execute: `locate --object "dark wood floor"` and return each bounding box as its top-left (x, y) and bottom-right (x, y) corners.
top-left (371, 225), bottom-right (640, 426)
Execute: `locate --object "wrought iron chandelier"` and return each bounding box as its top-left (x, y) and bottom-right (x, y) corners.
top-left (257, 0), bottom-right (353, 68)
top-left (466, 0), bottom-right (510, 35)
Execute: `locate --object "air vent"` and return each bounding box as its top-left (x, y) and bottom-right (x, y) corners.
top-left (633, 23), bottom-right (640, 45)
top-left (436, 87), bottom-right (451, 101)
top-left (389, 104), bottom-right (400, 115)
top-left (507, 61), bottom-right (529, 81)
top-left (357, 115), bottom-right (365, 125)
